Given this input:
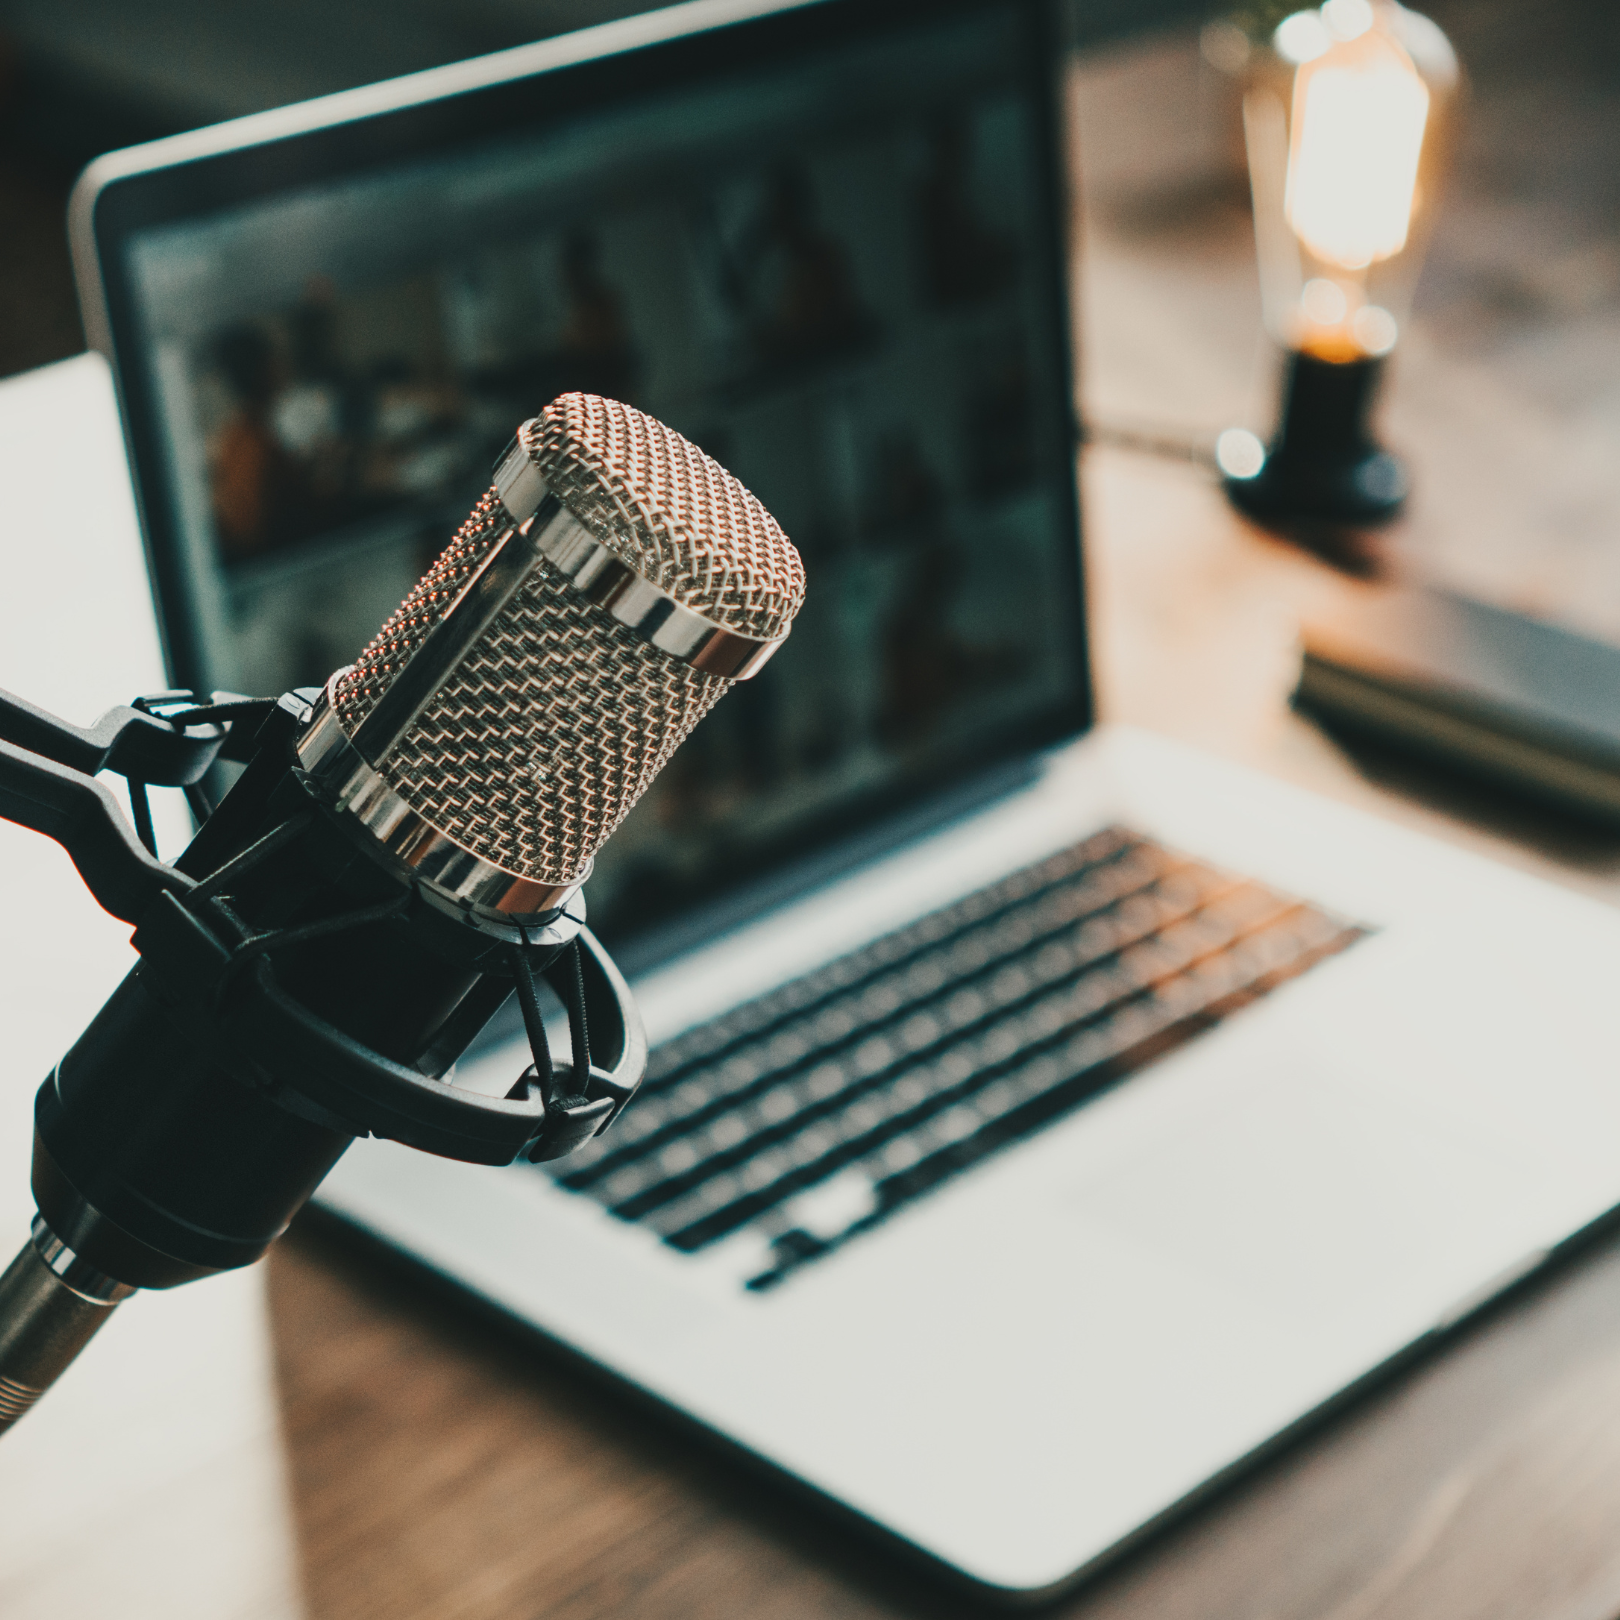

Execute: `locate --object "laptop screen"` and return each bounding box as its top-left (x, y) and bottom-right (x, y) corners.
top-left (101, 0), bottom-right (1087, 943)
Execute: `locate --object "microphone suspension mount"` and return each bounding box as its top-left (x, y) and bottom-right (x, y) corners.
top-left (0, 680), bottom-right (648, 1431)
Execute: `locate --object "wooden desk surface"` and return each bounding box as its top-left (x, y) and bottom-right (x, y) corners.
top-left (272, 443), bottom-right (1620, 1620)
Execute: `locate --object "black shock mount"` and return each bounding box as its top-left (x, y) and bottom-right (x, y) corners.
top-left (0, 683), bottom-right (645, 1289)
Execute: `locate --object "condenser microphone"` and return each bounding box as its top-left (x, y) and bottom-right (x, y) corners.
top-left (0, 393), bottom-right (804, 1433)
top-left (305, 389), bottom-right (805, 914)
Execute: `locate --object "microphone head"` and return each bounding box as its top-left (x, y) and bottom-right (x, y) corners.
top-left (320, 394), bottom-right (804, 903)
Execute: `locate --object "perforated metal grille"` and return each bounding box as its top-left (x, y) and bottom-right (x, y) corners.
top-left (525, 393), bottom-right (805, 640)
top-left (333, 491), bottom-right (509, 731)
top-left (376, 557), bottom-right (726, 883)
top-left (327, 399), bottom-right (803, 886)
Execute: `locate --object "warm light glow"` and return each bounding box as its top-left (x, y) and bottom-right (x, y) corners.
top-left (1275, 11), bottom-right (1331, 64)
top-left (1351, 303), bottom-right (1398, 354)
top-left (1300, 277), bottom-right (1349, 325)
top-left (1321, 0), bottom-right (1373, 42)
top-left (1215, 428), bottom-right (1266, 479)
top-left (1284, 26), bottom-right (1431, 272)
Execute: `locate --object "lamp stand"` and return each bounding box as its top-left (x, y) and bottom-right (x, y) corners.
top-left (1225, 350), bottom-right (1407, 531)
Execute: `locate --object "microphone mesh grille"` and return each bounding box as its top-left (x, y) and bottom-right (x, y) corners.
top-left (372, 558), bottom-right (723, 884)
top-left (331, 396), bottom-right (803, 887)
top-left (332, 490), bottom-right (509, 727)
top-left (525, 393), bottom-right (804, 640)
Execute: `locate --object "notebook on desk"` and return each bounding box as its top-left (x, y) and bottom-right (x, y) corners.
top-left (70, 0), bottom-right (1620, 1597)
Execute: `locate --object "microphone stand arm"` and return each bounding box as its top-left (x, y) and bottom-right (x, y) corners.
top-left (0, 737), bottom-right (193, 923)
top-left (0, 685), bottom-right (246, 784)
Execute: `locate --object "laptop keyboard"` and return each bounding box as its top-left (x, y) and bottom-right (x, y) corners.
top-left (544, 826), bottom-right (1366, 1290)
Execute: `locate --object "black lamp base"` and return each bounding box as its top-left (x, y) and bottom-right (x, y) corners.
top-left (1225, 350), bottom-right (1407, 531)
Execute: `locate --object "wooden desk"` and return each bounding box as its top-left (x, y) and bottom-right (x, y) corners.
top-left (272, 444), bottom-right (1620, 1620)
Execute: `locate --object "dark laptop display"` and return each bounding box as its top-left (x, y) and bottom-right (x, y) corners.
top-left (85, 0), bottom-right (1086, 943)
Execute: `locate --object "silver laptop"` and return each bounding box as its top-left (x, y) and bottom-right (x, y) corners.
top-left (72, 0), bottom-right (1620, 1597)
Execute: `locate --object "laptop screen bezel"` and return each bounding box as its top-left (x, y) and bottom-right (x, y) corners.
top-left (71, 0), bottom-right (1093, 952)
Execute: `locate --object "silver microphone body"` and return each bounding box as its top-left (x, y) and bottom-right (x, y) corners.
top-left (307, 390), bottom-right (804, 916)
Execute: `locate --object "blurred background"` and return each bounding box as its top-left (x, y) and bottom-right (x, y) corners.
top-left (6, 0), bottom-right (1620, 642)
top-left (1071, 0), bottom-right (1620, 639)
top-left (0, 0), bottom-right (1171, 380)
top-left (0, 0), bottom-right (655, 378)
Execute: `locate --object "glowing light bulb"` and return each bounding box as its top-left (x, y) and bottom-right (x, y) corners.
top-left (1283, 24), bottom-right (1431, 272)
top-left (1275, 10), bottom-right (1332, 63)
top-left (1321, 0), bottom-right (1374, 42)
top-left (1300, 277), bottom-right (1349, 325)
top-left (1222, 1), bottom-right (1458, 532)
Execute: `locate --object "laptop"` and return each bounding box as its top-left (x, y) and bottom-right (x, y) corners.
top-left (71, 0), bottom-right (1620, 1597)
